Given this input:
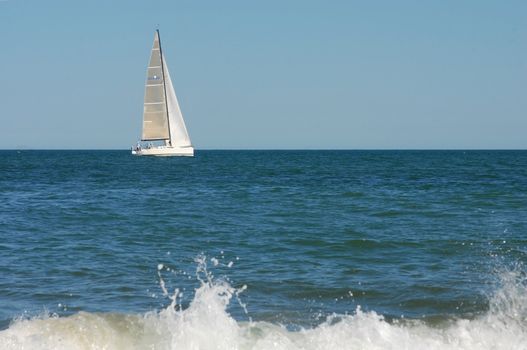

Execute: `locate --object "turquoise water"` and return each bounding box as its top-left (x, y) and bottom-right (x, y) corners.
top-left (0, 150), bottom-right (526, 349)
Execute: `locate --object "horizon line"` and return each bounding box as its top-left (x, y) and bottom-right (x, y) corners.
top-left (2, 148), bottom-right (526, 151)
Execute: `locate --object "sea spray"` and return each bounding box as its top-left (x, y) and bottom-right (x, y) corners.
top-left (485, 265), bottom-right (527, 331)
top-left (150, 254), bottom-right (244, 349)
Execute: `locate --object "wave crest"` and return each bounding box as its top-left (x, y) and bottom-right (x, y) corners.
top-left (1, 261), bottom-right (526, 350)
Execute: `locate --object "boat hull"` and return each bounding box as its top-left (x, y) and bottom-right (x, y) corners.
top-left (132, 146), bottom-right (194, 157)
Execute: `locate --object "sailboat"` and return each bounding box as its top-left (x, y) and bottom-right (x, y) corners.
top-left (132, 30), bottom-right (194, 157)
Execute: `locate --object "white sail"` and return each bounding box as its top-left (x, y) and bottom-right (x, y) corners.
top-left (142, 31), bottom-right (169, 141)
top-left (163, 56), bottom-right (192, 147)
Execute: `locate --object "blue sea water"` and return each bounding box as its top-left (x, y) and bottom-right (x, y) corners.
top-left (0, 150), bottom-right (526, 349)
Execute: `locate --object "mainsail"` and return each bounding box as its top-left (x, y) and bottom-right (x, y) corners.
top-left (142, 31), bottom-right (169, 141)
top-left (141, 30), bottom-right (191, 147)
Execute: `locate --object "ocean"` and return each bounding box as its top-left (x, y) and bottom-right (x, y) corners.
top-left (0, 150), bottom-right (526, 349)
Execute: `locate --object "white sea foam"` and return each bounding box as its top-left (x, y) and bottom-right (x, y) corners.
top-left (1, 266), bottom-right (526, 350)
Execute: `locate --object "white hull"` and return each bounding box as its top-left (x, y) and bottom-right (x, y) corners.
top-left (132, 146), bottom-right (194, 157)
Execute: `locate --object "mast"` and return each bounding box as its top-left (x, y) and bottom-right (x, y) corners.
top-left (157, 29), bottom-right (173, 146)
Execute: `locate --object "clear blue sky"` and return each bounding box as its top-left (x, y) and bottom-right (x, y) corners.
top-left (1, 0), bottom-right (526, 149)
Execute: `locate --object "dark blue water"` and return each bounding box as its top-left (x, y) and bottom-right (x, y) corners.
top-left (1, 150), bottom-right (526, 349)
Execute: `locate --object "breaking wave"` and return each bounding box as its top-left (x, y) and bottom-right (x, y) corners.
top-left (1, 259), bottom-right (526, 350)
